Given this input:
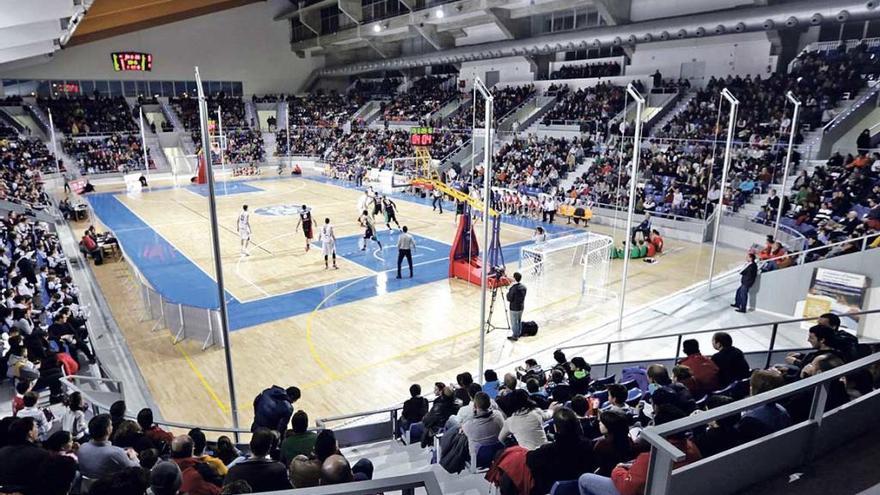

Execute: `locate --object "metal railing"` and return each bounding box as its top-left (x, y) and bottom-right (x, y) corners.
top-left (756, 231), bottom-right (878, 269)
top-left (556, 308), bottom-right (880, 377)
top-left (642, 349), bottom-right (880, 495)
top-left (114, 240), bottom-right (223, 350)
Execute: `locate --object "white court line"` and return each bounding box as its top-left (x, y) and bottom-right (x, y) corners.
top-left (234, 253), bottom-right (272, 298)
top-left (371, 245), bottom-right (386, 261)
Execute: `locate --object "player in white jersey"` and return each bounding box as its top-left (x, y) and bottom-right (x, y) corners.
top-left (237, 204), bottom-right (251, 256)
top-left (358, 210), bottom-right (383, 251)
top-left (320, 217), bottom-right (338, 269)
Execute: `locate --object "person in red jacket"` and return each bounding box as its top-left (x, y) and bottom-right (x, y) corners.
top-left (577, 405), bottom-right (702, 495)
top-left (678, 339), bottom-right (721, 395)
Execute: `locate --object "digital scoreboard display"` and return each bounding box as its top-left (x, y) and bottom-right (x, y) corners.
top-left (410, 126), bottom-right (433, 146)
top-left (111, 52), bottom-right (153, 72)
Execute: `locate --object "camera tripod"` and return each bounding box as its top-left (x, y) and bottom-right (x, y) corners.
top-left (485, 277), bottom-right (510, 334)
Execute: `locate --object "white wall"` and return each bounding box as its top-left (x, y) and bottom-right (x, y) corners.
top-left (459, 56), bottom-right (534, 89)
top-left (0, 3), bottom-right (321, 95)
top-left (630, 0), bottom-right (753, 22)
top-left (629, 33), bottom-right (774, 85)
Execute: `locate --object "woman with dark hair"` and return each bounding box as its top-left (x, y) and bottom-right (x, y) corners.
top-left (527, 408), bottom-right (596, 495)
top-left (483, 369), bottom-right (500, 399)
top-left (569, 357), bottom-right (592, 395)
top-left (592, 410), bottom-right (636, 476)
top-left (215, 436), bottom-right (241, 466)
top-left (45, 430), bottom-right (78, 461)
top-left (61, 391), bottom-right (88, 442)
top-left (497, 389), bottom-right (548, 450)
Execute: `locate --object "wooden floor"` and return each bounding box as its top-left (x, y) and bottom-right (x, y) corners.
top-left (81, 174), bottom-right (744, 433)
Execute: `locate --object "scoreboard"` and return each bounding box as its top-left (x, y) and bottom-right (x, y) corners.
top-left (111, 52), bottom-right (153, 72)
top-left (410, 126), bottom-right (434, 146)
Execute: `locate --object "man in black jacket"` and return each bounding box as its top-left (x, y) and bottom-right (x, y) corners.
top-left (420, 384), bottom-right (458, 448)
top-left (732, 253), bottom-right (758, 312)
top-left (711, 332), bottom-right (751, 386)
top-left (225, 428), bottom-right (292, 492)
top-left (506, 272), bottom-right (527, 341)
top-left (0, 417), bottom-right (50, 493)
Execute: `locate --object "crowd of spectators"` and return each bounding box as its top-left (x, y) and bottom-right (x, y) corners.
top-left (542, 83), bottom-right (626, 134)
top-left (287, 92), bottom-right (363, 128)
top-left (549, 61), bottom-right (622, 80)
top-left (491, 135), bottom-right (592, 195)
top-left (444, 84), bottom-right (536, 130)
top-left (0, 383), bottom-right (379, 494)
top-left (658, 43), bottom-right (879, 142)
top-left (381, 76), bottom-right (457, 122)
top-left (62, 134), bottom-right (152, 175)
top-left (752, 148), bottom-right (880, 264)
top-left (0, 138), bottom-right (56, 206)
top-left (40, 95), bottom-right (137, 135)
top-left (170, 93), bottom-right (247, 132)
top-left (348, 78), bottom-right (401, 99)
top-left (275, 127), bottom-right (344, 157)
top-left (398, 319), bottom-right (875, 495)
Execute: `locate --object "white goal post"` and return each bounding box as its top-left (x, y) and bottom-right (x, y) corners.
top-left (519, 231), bottom-right (614, 297)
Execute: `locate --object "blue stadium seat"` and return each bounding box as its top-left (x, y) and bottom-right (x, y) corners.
top-left (550, 480), bottom-right (580, 495)
top-left (619, 379), bottom-right (638, 390)
top-left (626, 388), bottom-right (643, 403)
top-left (406, 422), bottom-right (424, 445)
top-left (590, 374), bottom-right (616, 390)
top-left (475, 442), bottom-right (505, 469)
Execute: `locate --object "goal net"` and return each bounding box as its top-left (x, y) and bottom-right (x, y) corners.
top-left (516, 231), bottom-right (614, 323)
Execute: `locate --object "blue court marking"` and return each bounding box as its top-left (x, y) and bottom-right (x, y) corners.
top-left (87, 194), bottom-right (224, 308)
top-left (324, 232), bottom-right (447, 272)
top-left (86, 174), bottom-right (581, 331)
top-left (186, 182), bottom-right (264, 197)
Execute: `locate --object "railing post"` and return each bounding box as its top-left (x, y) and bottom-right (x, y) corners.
top-left (673, 335), bottom-right (683, 363)
top-left (766, 324), bottom-right (779, 369)
top-left (604, 342), bottom-right (612, 376)
top-left (645, 446), bottom-right (676, 495)
top-left (802, 381), bottom-right (830, 466)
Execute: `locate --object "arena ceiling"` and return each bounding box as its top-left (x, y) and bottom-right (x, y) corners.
top-left (67, 0), bottom-right (264, 46)
top-left (0, 0), bottom-right (92, 67)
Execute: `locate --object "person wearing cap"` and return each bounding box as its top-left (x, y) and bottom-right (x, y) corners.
top-left (150, 461), bottom-right (182, 495)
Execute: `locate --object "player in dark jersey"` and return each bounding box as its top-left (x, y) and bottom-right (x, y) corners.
top-left (381, 195), bottom-right (401, 231)
top-left (295, 204), bottom-right (317, 252)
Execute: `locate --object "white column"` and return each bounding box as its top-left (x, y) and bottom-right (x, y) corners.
top-left (474, 77), bottom-right (494, 381)
top-left (139, 107), bottom-right (150, 179)
top-left (708, 88), bottom-right (740, 289)
top-left (773, 91), bottom-right (802, 240)
top-left (48, 109), bottom-right (61, 175)
top-left (617, 84), bottom-right (645, 333)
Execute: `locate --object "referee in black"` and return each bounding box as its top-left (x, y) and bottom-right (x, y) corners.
top-left (396, 226), bottom-right (416, 279)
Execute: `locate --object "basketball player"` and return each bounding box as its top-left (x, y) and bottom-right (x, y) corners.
top-left (356, 190), bottom-right (372, 217)
top-left (320, 218), bottom-right (338, 269)
top-left (295, 204), bottom-right (316, 252)
top-left (237, 204), bottom-right (251, 256)
top-left (358, 209), bottom-right (383, 251)
top-left (381, 196), bottom-right (401, 231)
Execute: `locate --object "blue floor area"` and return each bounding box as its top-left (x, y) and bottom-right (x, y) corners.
top-left (186, 182), bottom-right (264, 197)
top-left (327, 232), bottom-right (449, 272)
top-left (87, 175), bottom-right (580, 331)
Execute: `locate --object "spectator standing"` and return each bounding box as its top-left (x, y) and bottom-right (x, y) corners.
top-left (732, 253), bottom-right (758, 313)
top-left (251, 385), bottom-right (300, 435)
top-left (506, 272), bottom-right (527, 341)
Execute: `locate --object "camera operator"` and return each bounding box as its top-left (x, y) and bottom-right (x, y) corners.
top-left (506, 272), bottom-right (527, 341)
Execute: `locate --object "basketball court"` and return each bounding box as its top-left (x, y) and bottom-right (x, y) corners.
top-left (80, 171), bottom-right (744, 429)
